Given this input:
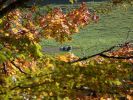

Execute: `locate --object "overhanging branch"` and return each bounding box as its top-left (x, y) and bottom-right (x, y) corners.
top-left (10, 61), bottom-right (28, 75)
top-left (0, 0), bottom-right (31, 18)
top-left (71, 41), bottom-right (133, 63)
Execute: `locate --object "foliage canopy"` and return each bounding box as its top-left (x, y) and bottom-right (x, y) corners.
top-left (0, 0), bottom-right (133, 99)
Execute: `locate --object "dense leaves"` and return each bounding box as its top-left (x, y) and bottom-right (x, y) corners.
top-left (39, 3), bottom-right (97, 42)
top-left (0, 50), bottom-right (132, 99)
top-left (0, 3), bottom-right (92, 62)
top-left (0, 1), bottom-right (133, 99)
top-left (0, 2), bottom-right (98, 71)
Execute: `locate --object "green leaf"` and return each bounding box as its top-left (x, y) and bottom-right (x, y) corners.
top-left (0, 52), bottom-right (7, 63)
top-left (69, 0), bottom-right (74, 4)
top-left (113, 79), bottom-right (122, 86)
top-left (31, 42), bottom-right (43, 58)
top-left (0, 19), bottom-right (2, 24)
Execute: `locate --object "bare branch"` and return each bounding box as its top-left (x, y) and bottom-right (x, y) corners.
top-left (10, 61), bottom-right (28, 75)
top-left (2, 62), bottom-right (7, 74)
top-left (71, 41), bottom-right (133, 63)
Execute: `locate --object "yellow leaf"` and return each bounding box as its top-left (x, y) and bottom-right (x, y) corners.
top-left (43, 92), bottom-right (48, 96)
top-left (12, 28), bottom-right (18, 34)
top-left (0, 19), bottom-right (2, 24)
top-left (74, 27), bottom-right (79, 33)
top-left (49, 92), bottom-right (53, 96)
top-left (27, 33), bottom-right (34, 39)
top-left (69, 0), bottom-right (74, 4)
top-left (57, 55), bottom-right (68, 62)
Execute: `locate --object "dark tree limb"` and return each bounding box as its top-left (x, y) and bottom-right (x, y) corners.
top-left (71, 41), bottom-right (133, 63)
top-left (0, 0), bottom-right (31, 18)
top-left (70, 44), bottom-right (121, 63)
top-left (10, 61), bottom-right (28, 75)
top-left (2, 62), bottom-right (7, 74)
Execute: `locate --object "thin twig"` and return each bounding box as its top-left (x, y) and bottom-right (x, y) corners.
top-left (2, 62), bottom-right (7, 74)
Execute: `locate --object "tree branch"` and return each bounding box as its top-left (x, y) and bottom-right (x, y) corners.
top-left (71, 41), bottom-right (133, 63)
top-left (0, 0), bottom-right (31, 18)
top-left (10, 61), bottom-right (28, 75)
top-left (2, 62), bottom-right (7, 74)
